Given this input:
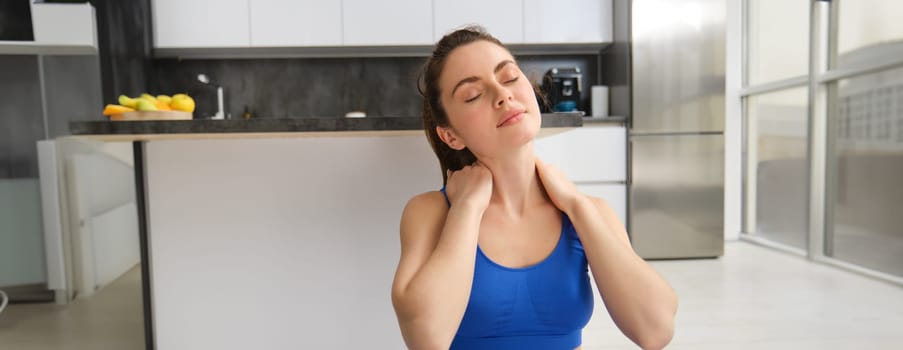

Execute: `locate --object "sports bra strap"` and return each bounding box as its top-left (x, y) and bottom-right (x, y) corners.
top-left (439, 186), bottom-right (451, 207)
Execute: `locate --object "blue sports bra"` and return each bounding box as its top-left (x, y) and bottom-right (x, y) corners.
top-left (440, 187), bottom-right (594, 350)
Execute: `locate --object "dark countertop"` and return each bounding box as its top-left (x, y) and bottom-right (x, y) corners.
top-left (582, 116), bottom-right (628, 125)
top-left (69, 113), bottom-right (584, 141)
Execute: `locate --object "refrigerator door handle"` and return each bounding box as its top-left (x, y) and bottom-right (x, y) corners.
top-left (626, 139), bottom-right (633, 186)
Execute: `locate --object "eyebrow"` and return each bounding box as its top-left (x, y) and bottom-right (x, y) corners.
top-left (450, 59), bottom-right (516, 96)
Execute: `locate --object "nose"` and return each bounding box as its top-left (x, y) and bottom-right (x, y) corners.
top-left (493, 82), bottom-right (514, 108)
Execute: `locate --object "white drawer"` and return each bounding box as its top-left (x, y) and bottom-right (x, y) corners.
top-left (535, 126), bottom-right (626, 182)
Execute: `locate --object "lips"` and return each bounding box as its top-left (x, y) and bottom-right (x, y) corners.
top-left (497, 110), bottom-right (526, 128)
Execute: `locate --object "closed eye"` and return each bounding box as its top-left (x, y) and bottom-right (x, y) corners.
top-left (465, 94), bottom-right (482, 103)
top-left (505, 77), bottom-right (519, 84)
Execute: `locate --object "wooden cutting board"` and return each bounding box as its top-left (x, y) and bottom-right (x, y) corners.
top-left (109, 111), bottom-right (193, 121)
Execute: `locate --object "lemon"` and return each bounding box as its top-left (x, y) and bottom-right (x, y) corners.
top-left (170, 94), bottom-right (195, 113)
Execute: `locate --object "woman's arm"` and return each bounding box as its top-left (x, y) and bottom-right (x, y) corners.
top-left (569, 196), bottom-right (677, 350)
top-left (391, 164), bottom-right (493, 349)
top-left (535, 158), bottom-right (677, 350)
top-left (391, 193), bottom-right (482, 349)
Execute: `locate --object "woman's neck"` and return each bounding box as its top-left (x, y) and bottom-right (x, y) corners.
top-left (478, 144), bottom-right (547, 218)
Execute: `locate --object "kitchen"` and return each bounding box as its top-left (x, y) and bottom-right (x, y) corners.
top-left (1, 0), bottom-right (903, 349)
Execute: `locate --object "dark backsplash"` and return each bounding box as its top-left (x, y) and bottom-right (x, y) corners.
top-left (149, 55), bottom-right (598, 119)
top-left (0, 0), bottom-right (34, 41)
top-left (90, 0), bottom-right (154, 105)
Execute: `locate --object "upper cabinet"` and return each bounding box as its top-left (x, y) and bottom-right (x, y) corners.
top-left (433, 0), bottom-right (524, 44)
top-left (153, 0), bottom-right (250, 48)
top-left (342, 0), bottom-right (432, 46)
top-left (150, 0), bottom-right (611, 50)
top-left (1, 2), bottom-right (98, 55)
top-left (30, 2), bottom-right (97, 47)
top-left (250, 0), bottom-right (342, 47)
top-left (524, 0), bottom-right (612, 44)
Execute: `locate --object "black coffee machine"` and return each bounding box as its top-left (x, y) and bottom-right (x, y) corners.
top-left (541, 67), bottom-right (582, 112)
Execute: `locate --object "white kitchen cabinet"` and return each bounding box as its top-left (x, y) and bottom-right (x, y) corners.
top-left (1, 2), bottom-right (98, 55)
top-left (433, 0), bottom-right (523, 44)
top-left (30, 2), bottom-right (97, 48)
top-left (146, 135), bottom-right (435, 349)
top-left (152, 0), bottom-right (250, 48)
top-left (578, 183), bottom-right (626, 225)
top-left (523, 0), bottom-right (612, 44)
top-left (342, 0), bottom-right (432, 46)
top-left (250, 0), bottom-right (342, 47)
top-left (150, 0), bottom-right (612, 50)
top-left (534, 125), bottom-right (626, 183)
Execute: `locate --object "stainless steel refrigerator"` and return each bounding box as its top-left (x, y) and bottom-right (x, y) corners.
top-left (628, 0), bottom-right (725, 259)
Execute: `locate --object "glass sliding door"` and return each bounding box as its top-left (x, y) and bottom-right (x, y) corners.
top-left (741, 0), bottom-right (903, 282)
top-left (741, 0), bottom-right (810, 251)
top-left (747, 0), bottom-right (809, 85)
top-left (747, 87), bottom-right (810, 250)
top-left (836, 0), bottom-right (903, 63)
top-left (828, 67), bottom-right (903, 277)
top-left (825, 0), bottom-right (903, 278)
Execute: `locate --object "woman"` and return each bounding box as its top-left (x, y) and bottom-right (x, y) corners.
top-left (391, 26), bottom-right (677, 350)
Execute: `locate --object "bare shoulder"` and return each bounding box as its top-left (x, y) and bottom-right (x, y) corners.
top-left (402, 191), bottom-right (448, 221)
top-left (395, 191), bottom-right (450, 285)
top-left (404, 190), bottom-right (448, 210)
top-left (400, 191), bottom-right (449, 239)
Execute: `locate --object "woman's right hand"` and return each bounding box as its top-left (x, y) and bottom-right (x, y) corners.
top-left (445, 162), bottom-right (493, 213)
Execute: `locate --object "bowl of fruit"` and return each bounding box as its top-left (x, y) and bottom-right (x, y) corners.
top-left (102, 93), bottom-right (196, 121)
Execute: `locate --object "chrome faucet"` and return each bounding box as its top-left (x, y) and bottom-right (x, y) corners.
top-left (197, 74), bottom-right (227, 120)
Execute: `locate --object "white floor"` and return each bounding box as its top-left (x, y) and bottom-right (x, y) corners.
top-left (0, 242), bottom-right (902, 349)
top-left (0, 265), bottom-right (144, 349)
top-left (584, 242), bottom-right (903, 349)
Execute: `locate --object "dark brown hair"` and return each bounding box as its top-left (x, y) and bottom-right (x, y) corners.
top-left (418, 26), bottom-right (505, 185)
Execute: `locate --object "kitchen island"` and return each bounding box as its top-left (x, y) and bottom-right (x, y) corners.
top-left (69, 114), bottom-right (583, 350)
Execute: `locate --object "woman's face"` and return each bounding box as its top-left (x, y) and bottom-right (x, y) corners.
top-left (437, 40), bottom-right (541, 157)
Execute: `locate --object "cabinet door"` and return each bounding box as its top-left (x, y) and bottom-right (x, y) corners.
top-left (152, 0), bottom-right (250, 48)
top-left (433, 0), bottom-right (523, 44)
top-left (30, 2), bottom-right (96, 47)
top-left (578, 184), bottom-right (626, 225)
top-left (523, 0), bottom-right (612, 44)
top-left (534, 126), bottom-right (626, 182)
top-left (342, 0), bottom-right (432, 46)
top-left (250, 0), bottom-right (342, 47)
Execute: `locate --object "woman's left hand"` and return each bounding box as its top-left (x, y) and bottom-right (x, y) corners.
top-left (535, 157), bottom-right (585, 215)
